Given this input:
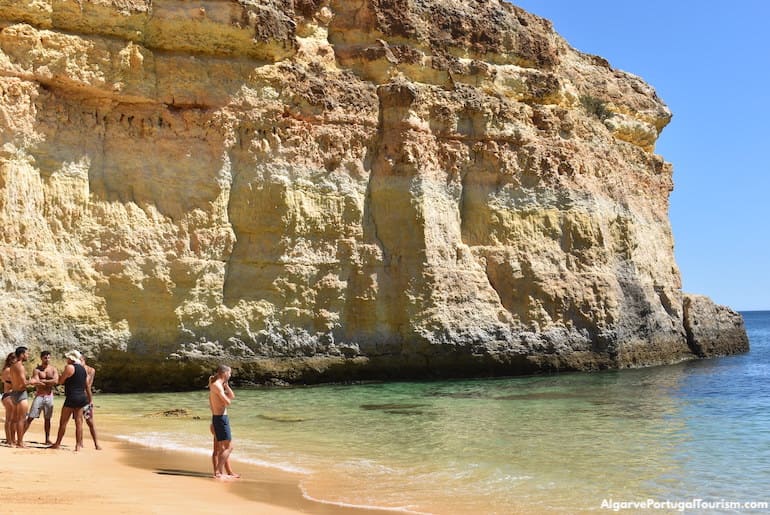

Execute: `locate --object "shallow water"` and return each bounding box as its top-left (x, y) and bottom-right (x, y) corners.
top-left (94, 311), bottom-right (770, 514)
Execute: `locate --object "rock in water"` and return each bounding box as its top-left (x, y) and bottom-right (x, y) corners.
top-left (0, 1), bottom-right (747, 390)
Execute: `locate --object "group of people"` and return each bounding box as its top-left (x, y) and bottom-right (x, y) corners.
top-left (1, 346), bottom-right (100, 451)
top-left (4, 347), bottom-right (234, 479)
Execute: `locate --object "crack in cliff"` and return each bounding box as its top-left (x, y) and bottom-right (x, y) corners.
top-left (281, 107), bottom-right (377, 129)
top-left (360, 87), bottom-right (390, 256)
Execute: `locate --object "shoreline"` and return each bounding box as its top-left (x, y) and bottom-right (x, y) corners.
top-left (112, 434), bottom-right (397, 515)
top-left (0, 419), bottom-right (388, 515)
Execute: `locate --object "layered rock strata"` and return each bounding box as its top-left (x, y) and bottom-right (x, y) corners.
top-left (0, 0), bottom-right (748, 391)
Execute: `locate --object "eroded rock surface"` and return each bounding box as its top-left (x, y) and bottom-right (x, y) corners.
top-left (0, 1), bottom-right (747, 390)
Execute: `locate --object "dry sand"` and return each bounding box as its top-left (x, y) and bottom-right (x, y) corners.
top-left (0, 420), bottom-right (381, 515)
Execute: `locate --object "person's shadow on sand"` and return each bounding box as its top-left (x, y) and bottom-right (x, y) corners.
top-left (155, 468), bottom-right (212, 478)
top-left (20, 440), bottom-right (57, 449)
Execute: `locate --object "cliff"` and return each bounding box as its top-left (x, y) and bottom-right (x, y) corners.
top-left (0, 0), bottom-right (748, 391)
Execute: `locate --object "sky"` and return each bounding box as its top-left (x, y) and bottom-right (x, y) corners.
top-left (513, 1), bottom-right (770, 311)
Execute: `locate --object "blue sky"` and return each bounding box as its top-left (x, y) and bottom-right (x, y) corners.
top-left (514, 1), bottom-right (770, 311)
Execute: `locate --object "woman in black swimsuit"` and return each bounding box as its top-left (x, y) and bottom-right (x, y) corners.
top-left (49, 350), bottom-right (91, 451)
top-left (2, 352), bottom-right (17, 444)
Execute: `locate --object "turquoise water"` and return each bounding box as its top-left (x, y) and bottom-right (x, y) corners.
top-left (95, 311), bottom-right (770, 513)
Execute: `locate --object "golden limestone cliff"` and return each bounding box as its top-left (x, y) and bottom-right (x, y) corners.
top-left (0, 0), bottom-right (747, 390)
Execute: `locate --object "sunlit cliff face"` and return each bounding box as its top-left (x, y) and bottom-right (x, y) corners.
top-left (0, 0), bottom-right (746, 389)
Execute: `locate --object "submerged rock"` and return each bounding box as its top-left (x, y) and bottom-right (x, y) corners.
top-left (257, 413), bottom-right (308, 423)
top-left (145, 408), bottom-right (192, 418)
top-left (360, 403), bottom-right (429, 411)
top-left (0, 1), bottom-right (747, 391)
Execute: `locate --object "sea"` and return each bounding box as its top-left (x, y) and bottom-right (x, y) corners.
top-left (93, 311), bottom-right (770, 514)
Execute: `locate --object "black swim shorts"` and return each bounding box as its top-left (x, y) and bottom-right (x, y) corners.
top-left (212, 414), bottom-right (232, 441)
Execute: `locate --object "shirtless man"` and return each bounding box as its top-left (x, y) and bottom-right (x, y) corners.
top-left (208, 364), bottom-right (237, 479)
top-left (80, 354), bottom-right (101, 449)
top-left (9, 346), bottom-right (38, 447)
top-left (24, 350), bottom-right (58, 445)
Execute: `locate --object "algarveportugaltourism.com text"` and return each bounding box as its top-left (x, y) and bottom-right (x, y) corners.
top-left (600, 498), bottom-right (769, 512)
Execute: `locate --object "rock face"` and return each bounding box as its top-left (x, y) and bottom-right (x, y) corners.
top-left (0, 0), bottom-right (748, 390)
top-left (683, 294), bottom-right (749, 358)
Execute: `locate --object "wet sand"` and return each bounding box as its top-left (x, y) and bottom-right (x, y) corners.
top-left (0, 420), bottom-right (383, 515)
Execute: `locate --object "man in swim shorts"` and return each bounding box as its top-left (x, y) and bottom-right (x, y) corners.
top-left (208, 364), bottom-right (237, 479)
top-left (25, 350), bottom-right (58, 445)
top-left (9, 346), bottom-right (38, 447)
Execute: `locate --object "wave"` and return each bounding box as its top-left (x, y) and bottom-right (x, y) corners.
top-left (235, 455), bottom-right (311, 475)
top-left (299, 482), bottom-right (434, 515)
top-left (112, 433), bottom-right (312, 475)
top-left (114, 432), bottom-right (211, 456)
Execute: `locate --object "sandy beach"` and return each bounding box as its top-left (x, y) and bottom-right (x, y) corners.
top-left (0, 420), bottom-right (380, 515)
